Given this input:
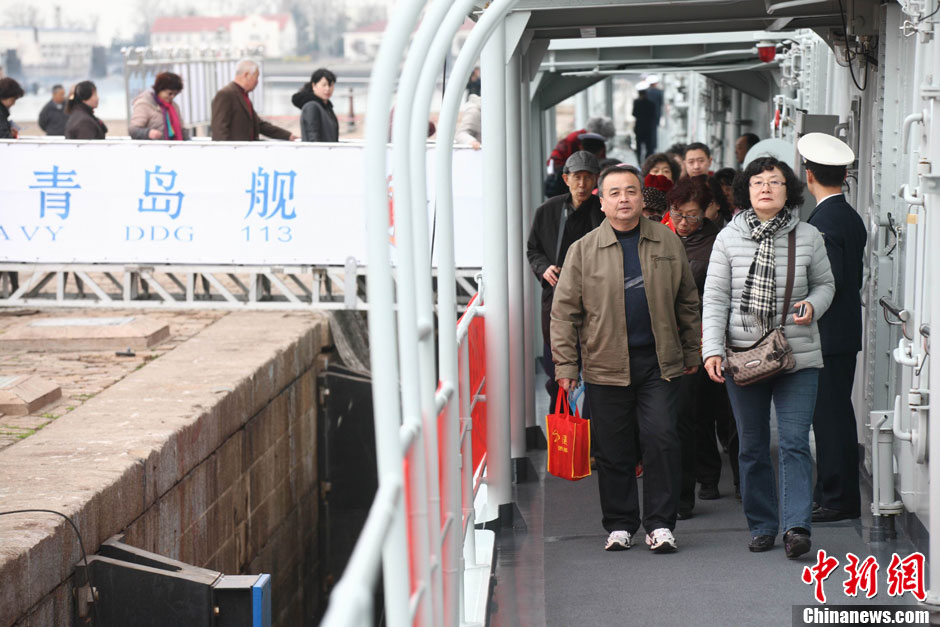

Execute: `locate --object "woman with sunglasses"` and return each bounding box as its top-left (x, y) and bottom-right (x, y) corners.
top-left (701, 157), bottom-right (834, 558)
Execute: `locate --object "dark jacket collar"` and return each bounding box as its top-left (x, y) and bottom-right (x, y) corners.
top-left (682, 217), bottom-right (719, 244)
top-left (292, 89), bottom-right (333, 111)
top-left (808, 193), bottom-right (845, 222)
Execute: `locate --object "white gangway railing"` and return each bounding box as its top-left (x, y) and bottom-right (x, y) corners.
top-left (319, 0), bottom-right (526, 623)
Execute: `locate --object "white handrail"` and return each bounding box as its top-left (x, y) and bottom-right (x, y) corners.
top-left (360, 0), bottom-right (429, 625)
top-left (319, 478), bottom-right (402, 626)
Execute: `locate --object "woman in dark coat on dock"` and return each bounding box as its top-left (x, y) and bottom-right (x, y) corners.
top-left (293, 68), bottom-right (339, 143)
top-left (65, 81), bottom-right (107, 140)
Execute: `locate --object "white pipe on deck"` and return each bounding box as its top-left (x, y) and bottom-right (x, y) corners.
top-left (362, 0), bottom-right (428, 624)
top-left (391, 0), bottom-right (458, 621)
top-left (482, 18), bottom-right (513, 522)
top-left (923, 3), bottom-right (940, 605)
top-left (408, 1), bottom-right (480, 621)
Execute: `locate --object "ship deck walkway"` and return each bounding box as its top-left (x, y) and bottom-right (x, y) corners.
top-left (487, 370), bottom-right (921, 626)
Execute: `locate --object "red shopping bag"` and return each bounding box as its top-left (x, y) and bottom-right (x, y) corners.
top-left (546, 390), bottom-right (591, 481)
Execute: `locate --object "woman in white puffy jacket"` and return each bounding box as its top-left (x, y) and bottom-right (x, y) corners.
top-left (701, 157), bottom-right (834, 560)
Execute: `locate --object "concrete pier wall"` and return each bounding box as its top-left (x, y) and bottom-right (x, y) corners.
top-left (0, 311), bottom-right (332, 626)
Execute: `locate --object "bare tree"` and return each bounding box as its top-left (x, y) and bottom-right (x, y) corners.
top-left (3, 3), bottom-right (43, 28)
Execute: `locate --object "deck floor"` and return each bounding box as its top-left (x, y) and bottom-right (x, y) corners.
top-left (487, 370), bottom-right (922, 627)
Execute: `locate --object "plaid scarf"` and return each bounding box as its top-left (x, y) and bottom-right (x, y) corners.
top-left (740, 208), bottom-right (790, 333)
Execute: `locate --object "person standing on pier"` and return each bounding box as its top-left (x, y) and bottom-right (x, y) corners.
top-left (211, 59), bottom-right (296, 142)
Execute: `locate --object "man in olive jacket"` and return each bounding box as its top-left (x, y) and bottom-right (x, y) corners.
top-left (211, 59), bottom-right (295, 142)
top-left (551, 165), bottom-right (701, 554)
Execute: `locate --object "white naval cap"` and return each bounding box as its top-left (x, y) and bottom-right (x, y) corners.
top-left (797, 132), bottom-right (855, 166)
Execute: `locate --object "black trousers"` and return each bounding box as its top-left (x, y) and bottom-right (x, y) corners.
top-left (635, 130), bottom-right (656, 165)
top-left (812, 353), bottom-right (861, 515)
top-left (697, 375), bottom-right (739, 488)
top-left (677, 368), bottom-right (701, 511)
top-left (585, 346), bottom-right (680, 534)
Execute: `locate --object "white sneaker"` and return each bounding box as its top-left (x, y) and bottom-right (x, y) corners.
top-left (605, 530), bottom-right (632, 551)
top-left (645, 528), bottom-right (678, 553)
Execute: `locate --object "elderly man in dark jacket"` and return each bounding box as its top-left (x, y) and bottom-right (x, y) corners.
top-left (211, 59), bottom-right (295, 142)
top-left (798, 133), bottom-right (867, 523)
top-left (527, 151), bottom-right (604, 405)
top-left (38, 85), bottom-right (68, 135)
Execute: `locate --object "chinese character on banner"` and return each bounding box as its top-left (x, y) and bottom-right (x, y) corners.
top-left (29, 165), bottom-right (80, 219)
top-left (886, 552), bottom-right (926, 601)
top-left (843, 553), bottom-right (879, 599)
top-left (801, 549), bottom-right (840, 603)
top-left (244, 168), bottom-right (297, 220)
top-left (138, 166), bottom-right (184, 219)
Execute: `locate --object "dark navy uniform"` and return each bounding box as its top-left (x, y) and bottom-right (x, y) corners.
top-left (808, 193), bottom-right (867, 516)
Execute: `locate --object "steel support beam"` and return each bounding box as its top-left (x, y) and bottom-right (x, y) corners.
top-left (506, 51), bottom-right (527, 463)
top-left (482, 18), bottom-right (513, 522)
top-left (520, 54), bottom-right (537, 434)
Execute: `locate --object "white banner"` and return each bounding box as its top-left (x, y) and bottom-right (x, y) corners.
top-left (0, 140), bottom-right (485, 268)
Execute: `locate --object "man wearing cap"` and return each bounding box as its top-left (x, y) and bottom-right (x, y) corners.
top-left (527, 151), bottom-right (605, 406)
top-left (798, 132), bottom-right (867, 523)
top-left (552, 164), bottom-right (701, 553)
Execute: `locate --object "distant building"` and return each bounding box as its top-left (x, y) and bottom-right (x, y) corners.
top-left (0, 26), bottom-right (97, 74)
top-left (342, 18), bottom-right (473, 63)
top-left (150, 14), bottom-right (298, 57)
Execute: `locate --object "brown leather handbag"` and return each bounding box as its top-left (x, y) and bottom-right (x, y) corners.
top-left (725, 230), bottom-right (797, 386)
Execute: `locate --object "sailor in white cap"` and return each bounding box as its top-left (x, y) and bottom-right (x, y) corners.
top-left (644, 75), bottom-right (664, 151)
top-left (797, 132), bottom-right (867, 524)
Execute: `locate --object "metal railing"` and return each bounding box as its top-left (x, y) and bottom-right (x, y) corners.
top-left (320, 292), bottom-right (487, 626)
top-left (319, 0), bottom-right (526, 623)
top-left (0, 264), bottom-right (481, 311)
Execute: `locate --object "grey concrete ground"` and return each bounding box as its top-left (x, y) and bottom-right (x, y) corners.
top-left (489, 367), bottom-right (923, 627)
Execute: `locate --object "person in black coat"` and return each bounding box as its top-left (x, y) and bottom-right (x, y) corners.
top-left (798, 133), bottom-right (867, 522)
top-left (632, 88), bottom-right (657, 164)
top-left (0, 77), bottom-right (25, 139)
top-left (65, 81), bottom-right (108, 139)
top-left (527, 151), bottom-right (604, 404)
top-left (293, 68), bottom-right (339, 143)
top-left (38, 84), bottom-right (68, 135)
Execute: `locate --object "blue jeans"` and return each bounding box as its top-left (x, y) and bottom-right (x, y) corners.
top-left (725, 368), bottom-right (819, 537)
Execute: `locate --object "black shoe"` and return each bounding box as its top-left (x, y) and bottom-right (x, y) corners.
top-left (748, 535), bottom-right (775, 552)
top-left (812, 507), bottom-right (860, 523)
top-left (734, 485), bottom-right (741, 500)
top-left (699, 484), bottom-right (720, 500)
top-left (784, 528), bottom-right (811, 559)
top-left (677, 508), bottom-right (694, 520)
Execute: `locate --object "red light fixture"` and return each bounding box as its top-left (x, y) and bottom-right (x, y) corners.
top-left (757, 41), bottom-right (777, 62)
